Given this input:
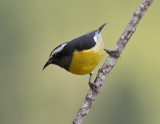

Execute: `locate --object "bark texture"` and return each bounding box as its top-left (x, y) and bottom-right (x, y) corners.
top-left (73, 0), bottom-right (154, 124)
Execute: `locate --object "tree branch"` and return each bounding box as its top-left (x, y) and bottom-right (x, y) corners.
top-left (72, 0), bottom-right (154, 124)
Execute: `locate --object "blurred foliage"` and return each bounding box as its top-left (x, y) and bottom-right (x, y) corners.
top-left (0, 0), bottom-right (160, 124)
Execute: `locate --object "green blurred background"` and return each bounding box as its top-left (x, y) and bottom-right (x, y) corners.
top-left (0, 0), bottom-right (159, 124)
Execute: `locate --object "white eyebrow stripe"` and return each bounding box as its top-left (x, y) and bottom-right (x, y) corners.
top-left (50, 43), bottom-right (67, 58)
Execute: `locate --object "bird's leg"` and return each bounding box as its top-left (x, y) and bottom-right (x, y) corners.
top-left (88, 73), bottom-right (99, 93)
top-left (104, 49), bottom-right (120, 58)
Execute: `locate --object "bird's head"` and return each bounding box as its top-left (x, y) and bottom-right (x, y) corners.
top-left (43, 42), bottom-right (67, 70)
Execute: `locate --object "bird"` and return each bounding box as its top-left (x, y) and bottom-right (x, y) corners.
top-left (43, 23), bottom-right (118, 92)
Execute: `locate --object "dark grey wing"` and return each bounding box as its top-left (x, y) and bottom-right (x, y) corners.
top-left (63, 23), bottom-right (106, 54)
top-left (63, 30), bottom-right (97, 55)
top-left (61, 23), bottom-right (107, 56)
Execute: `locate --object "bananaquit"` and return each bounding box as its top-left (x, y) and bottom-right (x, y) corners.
top-left (43, 23), bottom-right (116, 91)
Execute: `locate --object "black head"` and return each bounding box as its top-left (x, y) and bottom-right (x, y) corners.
top-left (43, 42), bottom-right (68, 70)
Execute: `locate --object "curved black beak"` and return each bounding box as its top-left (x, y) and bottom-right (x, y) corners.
top-left (43, 60), bottom-right (50, 70)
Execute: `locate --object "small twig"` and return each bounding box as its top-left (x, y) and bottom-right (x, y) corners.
top-left (72, 0), bottom-right (154, 124)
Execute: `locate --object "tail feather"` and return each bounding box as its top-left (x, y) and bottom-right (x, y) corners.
top-left (97, 23), bottom-right (107, 34)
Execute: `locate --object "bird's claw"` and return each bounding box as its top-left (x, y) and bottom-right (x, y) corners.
top-left (104, 49), bottom-right (120, 58)
top-left (88, 73), bottom-right (100, 93)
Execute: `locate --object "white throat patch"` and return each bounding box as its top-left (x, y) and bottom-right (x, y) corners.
top-left (50, 43), bottom-right (67, 59)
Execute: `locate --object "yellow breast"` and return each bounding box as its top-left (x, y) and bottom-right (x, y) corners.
top-left (69, 36), bottom-right (104, 75)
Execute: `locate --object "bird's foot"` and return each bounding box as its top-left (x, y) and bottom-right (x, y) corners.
top-left (104, 49), bottom-right (120, 58)
top-left (88, 73), bottom-right (99, 93)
